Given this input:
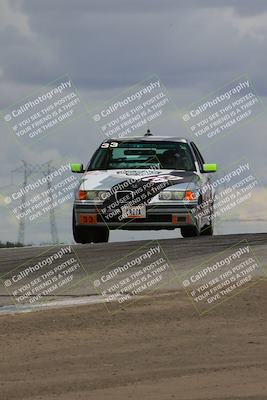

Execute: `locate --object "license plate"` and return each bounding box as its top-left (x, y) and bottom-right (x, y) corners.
top-left (122, 205), bottom-right (146, 219)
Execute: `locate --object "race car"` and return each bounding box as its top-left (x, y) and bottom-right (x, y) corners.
top-left (71, 132), bottom-right (217, 243)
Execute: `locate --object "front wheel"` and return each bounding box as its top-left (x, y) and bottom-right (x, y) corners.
top-left (94, 227), bottom-right (110, 243)
top-left (180, 226), bottom-right (200, 238)
top-left (200, 222), bottom-right (213, 236)
top-left (72, 211), bottom-right (109, 243)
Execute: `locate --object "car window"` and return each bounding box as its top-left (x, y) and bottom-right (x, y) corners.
top-left (190, 142), bottom-right (205, 168)
top-left (88, 141), bottom-right (196, 171)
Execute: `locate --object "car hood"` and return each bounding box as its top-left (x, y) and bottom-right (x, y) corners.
top-left (77, 170), bottom-right (202, 220)
top-left (79, 169), bottom-right (201, 192)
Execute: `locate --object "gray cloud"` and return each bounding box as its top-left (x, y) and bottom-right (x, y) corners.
top-left (0, 0), bottom-right (266, 94)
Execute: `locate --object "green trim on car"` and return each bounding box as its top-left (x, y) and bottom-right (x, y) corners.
top-left (203, 163), bottom-right (217, 172)
top-left (71, 163), bottom-right (84, 173)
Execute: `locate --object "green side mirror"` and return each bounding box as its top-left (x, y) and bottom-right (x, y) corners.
top-left (203, 163), bottom-right (217, 173)
top-left (71, 163), bottom-right (84, 173)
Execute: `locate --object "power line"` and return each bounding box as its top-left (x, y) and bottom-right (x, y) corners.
top-left (11, 161), bottom-right (59, 245)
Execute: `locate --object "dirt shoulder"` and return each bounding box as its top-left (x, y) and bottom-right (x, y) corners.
top-left (1, 282), bottom-right (267, 400)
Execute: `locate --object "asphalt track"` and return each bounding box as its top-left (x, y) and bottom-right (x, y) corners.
top-left (0, 233), bottom-right (266, 313)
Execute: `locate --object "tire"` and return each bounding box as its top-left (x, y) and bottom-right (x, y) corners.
top-left (180, 226), bottom-right (200, 238)
top-left (72, 212), bottom-right (92, 243)
top-left (201, 203), bottom-right (214, 236)
top-left (200, 222), bottom-right (213, 236)
top-left (94, 227), bottom-right (110, 243)
top-left (72, 211), bottom-right (109, 243)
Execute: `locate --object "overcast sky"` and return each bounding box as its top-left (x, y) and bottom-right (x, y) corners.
top-left (0, 0), bottom-right (267, 244)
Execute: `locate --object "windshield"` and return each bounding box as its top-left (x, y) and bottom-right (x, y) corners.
top-left (88, 141), bottom-right (196, 171)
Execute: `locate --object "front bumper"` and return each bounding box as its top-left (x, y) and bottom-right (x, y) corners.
top-left (73, 202), bottom-right (198, 230)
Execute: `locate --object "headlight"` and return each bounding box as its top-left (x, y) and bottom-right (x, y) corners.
top-left (159, 191), bottom-right (184, 200)
top-left (78, 190), bottom-right (110, 201)
top-left (159, 190), bottom-right (197, 201)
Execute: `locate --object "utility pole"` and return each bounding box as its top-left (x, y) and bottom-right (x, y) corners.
top-left (11, 161), bottom-right (59, 245)
top-left (17, 160), bottom-right (27, 245)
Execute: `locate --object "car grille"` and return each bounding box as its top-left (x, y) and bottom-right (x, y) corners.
top-left (115, 191), bottom-right (133, 204)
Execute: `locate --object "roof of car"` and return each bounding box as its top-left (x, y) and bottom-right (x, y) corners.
top-left (105, 136), bottom-right (189, 143)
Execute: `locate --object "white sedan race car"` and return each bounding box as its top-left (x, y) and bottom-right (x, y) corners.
top-left (71, 133), bottom-right (217, 243)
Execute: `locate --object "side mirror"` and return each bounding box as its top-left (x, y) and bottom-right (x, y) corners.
top-left (203, 163), bottom-right (217, 173)
top-left (71, 163), bottom-right (85, 173)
